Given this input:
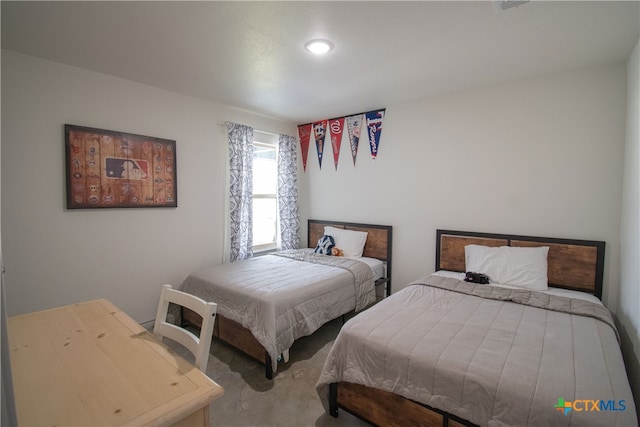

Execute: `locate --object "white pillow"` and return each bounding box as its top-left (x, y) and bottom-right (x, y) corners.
top-left (464, 244), bottom-right (549, 291)
top-left (324, 226), bottom-right (368, 258)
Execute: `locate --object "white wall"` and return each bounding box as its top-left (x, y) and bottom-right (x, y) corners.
top-left (620, 36), bottom-right (640, 409)
top-left (0, 50), bottom-right (297, 323)
top-left (306, 63), bottom-right (627, 312)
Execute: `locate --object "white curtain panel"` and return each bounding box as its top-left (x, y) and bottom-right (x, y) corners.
top-left (277, 134), bottom-right (300, 250)
top-left (226, 122), bottom-right (254, 261)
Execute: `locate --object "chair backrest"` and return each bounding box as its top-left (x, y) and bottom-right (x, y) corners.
top-left (153, 284), bottom-right (217, 372)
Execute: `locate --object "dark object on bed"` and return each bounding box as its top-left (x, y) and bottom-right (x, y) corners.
top-left (464, 271), bottom-right (490, 284)
top-left (183, 219), bottom-right (392, 379)
top-left (327, 229), bottom-right (612, 427)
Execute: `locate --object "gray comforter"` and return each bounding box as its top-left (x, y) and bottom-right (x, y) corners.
top-left (317, 274), bottom-right (637, 426)
top-left (180, 249), bottom-right (375, 373)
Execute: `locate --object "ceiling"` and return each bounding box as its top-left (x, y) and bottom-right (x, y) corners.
top-left (2, 1), bottom-right (639, 124)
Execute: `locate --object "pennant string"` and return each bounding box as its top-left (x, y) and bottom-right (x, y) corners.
top-left (297, 108), bottom-right (385, 128)
top-left (299, 108), bottom-right (385, 166)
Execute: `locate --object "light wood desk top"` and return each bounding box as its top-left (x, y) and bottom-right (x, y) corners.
top-left (8, 298), bottom-right (224, 426)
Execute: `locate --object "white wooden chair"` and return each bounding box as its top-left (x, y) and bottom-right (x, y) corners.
top-left (153, 284), bottom-right (217, 372)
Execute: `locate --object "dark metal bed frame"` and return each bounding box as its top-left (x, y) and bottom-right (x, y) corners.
top-left (329, 228), bottom-right (606, 426)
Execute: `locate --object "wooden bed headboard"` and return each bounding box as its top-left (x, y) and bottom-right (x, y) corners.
top-left (436, 229), bottom-right (606, 299)
top-left (308, 219), bottom-right (393, 293)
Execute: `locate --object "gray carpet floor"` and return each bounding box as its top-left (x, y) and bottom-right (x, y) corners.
top-left (165, 317), bottom-right (370, 427)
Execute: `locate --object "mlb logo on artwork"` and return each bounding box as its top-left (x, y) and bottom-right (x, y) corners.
top-left (105, 157), bottom-right (149, 180)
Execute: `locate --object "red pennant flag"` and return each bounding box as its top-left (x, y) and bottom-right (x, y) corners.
top-left (313, 120), bottom-right (327, 169)
top-left (365, 109), bottom-right (385, 159)
top-left (329, 117), bottom-right (345, 170)
top-left (297, 124), bottom-right (312, 172)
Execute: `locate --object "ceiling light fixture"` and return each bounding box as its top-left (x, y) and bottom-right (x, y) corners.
top-left (305, 39), bottom-right (334, 55)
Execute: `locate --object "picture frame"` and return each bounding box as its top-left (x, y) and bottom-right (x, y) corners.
top-left (65, 124), bottom-right (177, 209)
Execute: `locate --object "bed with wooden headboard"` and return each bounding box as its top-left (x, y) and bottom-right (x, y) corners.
top-left (319, 229), bottom-right (636, 427)
top-left (181, 219), bottom-right (392, 379)
top-left (435, 229), bottom-right (605, 297)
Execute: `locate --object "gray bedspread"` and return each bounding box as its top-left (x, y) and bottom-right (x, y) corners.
top-left (316, 274), bottom-right (637, 426)
top-left (180, 249), bottom-right (375, 373)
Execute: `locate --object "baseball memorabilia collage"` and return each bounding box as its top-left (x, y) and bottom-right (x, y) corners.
top-left (65, 124), bottom-right (177, 209)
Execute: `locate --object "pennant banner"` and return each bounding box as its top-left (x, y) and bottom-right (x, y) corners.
top-left (346, 114), bottom-right (363, 165)
top-left (365, 109), bottom-right (385, 160)
top-left (297, 123), bottom-right (312, 172)
top-left (313, 120), bottom-right (327, 169)
top-left (329, 117), bottom-right (345, 170)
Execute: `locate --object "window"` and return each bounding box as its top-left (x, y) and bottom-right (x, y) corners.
top-left (252, 132), bottom-right (278, 252)
top-left (226, 123), bottom-right (298, 262)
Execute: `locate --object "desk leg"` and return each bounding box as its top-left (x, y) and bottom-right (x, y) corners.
top-left (170, 405), bottom-right (209, 427)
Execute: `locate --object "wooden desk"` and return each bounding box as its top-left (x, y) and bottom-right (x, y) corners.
top-left (8, 299), bottom-right (224, 426)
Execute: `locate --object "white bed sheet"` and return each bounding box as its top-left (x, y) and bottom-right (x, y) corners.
top-left (348, 256), bottom-right (384, 281)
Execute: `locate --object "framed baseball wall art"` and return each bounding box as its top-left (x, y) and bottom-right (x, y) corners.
top-left (65, 124), bottom-right (177, 209)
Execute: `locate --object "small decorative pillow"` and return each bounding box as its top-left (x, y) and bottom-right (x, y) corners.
top-left (314, 235), bottom-right (335, 255)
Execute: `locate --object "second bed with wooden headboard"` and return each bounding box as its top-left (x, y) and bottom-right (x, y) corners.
top-left (180, 219), bottom-right (392, 379)
top-left (317, 229), bottom-right (637, 427)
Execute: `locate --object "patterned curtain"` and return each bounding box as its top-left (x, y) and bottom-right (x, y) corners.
top-left (277, 134), bottom-right (300, 249)
top-left (226, 122), bottom-right (254, 261)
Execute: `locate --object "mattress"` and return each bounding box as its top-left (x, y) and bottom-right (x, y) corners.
top-left (180, 249), bottom-right (376, 372)
top-left (348, 256), bottom-right (385, 281)
top-left (317, 274), bottom-right (637, 426)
